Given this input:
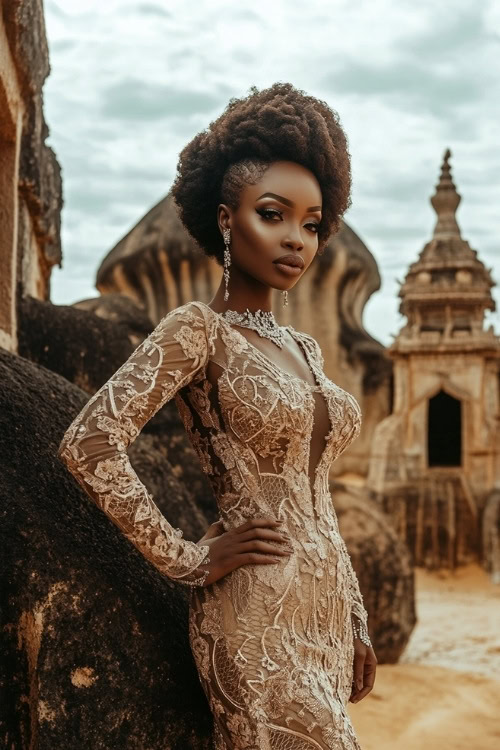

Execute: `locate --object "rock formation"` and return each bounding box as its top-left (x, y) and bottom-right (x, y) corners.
top-left (17, 295), bottom-right (152, 395)
top-left (0, 347), bottom-right (214, 749)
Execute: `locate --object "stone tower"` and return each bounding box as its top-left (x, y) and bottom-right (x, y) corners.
top-left (369, 149), bottom-right (500, 569)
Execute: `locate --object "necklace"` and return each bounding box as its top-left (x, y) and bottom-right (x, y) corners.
top-left (220, 308), bottom-right (287, 348)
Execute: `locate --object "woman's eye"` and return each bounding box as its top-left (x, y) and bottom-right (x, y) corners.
top-left (306, 223), bottom-right (320, 233)
top-left (257, 209), bottom-right (319, 233)
top-left (257, 208), bottom-right (282, 221)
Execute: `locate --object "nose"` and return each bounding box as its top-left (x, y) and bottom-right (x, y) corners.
top-left (282, 225), bottom-right (304, 251)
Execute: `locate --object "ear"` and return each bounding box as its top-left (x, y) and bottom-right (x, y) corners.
top-left (217, 204), bottom-right (231, 235)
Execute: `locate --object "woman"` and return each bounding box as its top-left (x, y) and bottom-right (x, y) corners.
top-left (59, 82), bottom-right (377, 749)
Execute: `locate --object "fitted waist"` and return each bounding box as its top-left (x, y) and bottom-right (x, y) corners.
top-left (216, 471), bottom-right (335, 527)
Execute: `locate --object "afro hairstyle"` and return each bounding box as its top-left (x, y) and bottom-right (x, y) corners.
top-left (171, 82), bottom-right (352, 264)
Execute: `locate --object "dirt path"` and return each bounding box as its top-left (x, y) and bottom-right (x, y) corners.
top-left (349, 565), bottom-right (500, 750)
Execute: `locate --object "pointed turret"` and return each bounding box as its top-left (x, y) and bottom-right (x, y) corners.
top-left (392, 149), bottom-right (497, 351)
top-left (430, 148), bottom-right (462, 241)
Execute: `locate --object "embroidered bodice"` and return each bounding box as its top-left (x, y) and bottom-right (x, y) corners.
top-left (59, 300), bottom-right (367, 749)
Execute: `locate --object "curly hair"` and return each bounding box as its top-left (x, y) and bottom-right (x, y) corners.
top-left (171, 82), bottom-right (352, 264)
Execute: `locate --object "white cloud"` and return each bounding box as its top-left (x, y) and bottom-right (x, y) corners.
top-left (44, 0), bottom-right (500, 343)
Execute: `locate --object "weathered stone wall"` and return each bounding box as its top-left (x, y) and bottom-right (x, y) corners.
top-left (0, 0), bottom-right (62, 352)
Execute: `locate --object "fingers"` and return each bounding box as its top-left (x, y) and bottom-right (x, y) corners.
top-left (350, 648), bottom-right (377, 704)
top-left (238, 540), bottom-right (292, 557)
top-left (351, 684), bottom-right (372, 703)
top-left (352, 650), bottom-right (365, 694)
top-left (237, 527), bottom-right (291, 544)
top-left (234, 518), bottom-right (284, 534)
top-left (234, 521), bottom-right (293, 559)
top-left (363, 650), bottom-right (377, 692)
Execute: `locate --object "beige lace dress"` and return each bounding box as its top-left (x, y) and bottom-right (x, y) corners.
top-left (59, 300), bottom-right (367, 750)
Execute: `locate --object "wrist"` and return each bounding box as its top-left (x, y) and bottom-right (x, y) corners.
top-left (351, 614), bottom-right (372, 648)
top-left (167, 540), bottom-right (211, 587)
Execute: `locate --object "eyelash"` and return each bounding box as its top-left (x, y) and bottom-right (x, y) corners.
top-left (256, 208), bottom-right (320, 234)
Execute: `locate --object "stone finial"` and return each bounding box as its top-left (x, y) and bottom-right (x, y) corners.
top-left (430, 149), bottom-right (462, 240)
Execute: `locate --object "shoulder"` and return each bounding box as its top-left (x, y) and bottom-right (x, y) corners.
top-left (156, 301), bottom-right (219, 350)
top-left (157, 301), bottom-right (212, 328)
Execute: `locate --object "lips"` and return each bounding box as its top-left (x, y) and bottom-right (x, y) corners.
top-left (273, 254), bottom-right (305, 269)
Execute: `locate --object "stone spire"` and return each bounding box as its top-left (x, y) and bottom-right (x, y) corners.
top-left (430, 148), bottom-right (462, 240)
top-left (392, 149), bottom-right (497, 352)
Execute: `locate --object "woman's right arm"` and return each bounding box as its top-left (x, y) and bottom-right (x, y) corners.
top-left (58, 302), bottom-right (214, 586)
top-left (59, 301), bottom-right (292, 586)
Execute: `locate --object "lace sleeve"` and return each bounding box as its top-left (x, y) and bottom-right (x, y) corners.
top-left (58, 302), bottom-right (213, 586)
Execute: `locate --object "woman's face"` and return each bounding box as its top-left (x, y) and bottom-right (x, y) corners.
top-left (218, 160), bottom-right (322, 291)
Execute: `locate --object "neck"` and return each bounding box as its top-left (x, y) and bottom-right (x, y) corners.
top-left (209, 269), bottom-right (274, 314)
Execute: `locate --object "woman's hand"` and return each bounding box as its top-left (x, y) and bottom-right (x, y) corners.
top-left (196, 518), bottom-right (293, 585)
top-left (349, 638), bottom-right (377, 704)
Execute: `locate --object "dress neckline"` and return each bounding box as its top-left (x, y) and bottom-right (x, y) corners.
top-left (195, 300), bottom-right (323, 392)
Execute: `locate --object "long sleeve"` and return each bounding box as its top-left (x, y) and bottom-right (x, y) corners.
top-left (58, 301), bottom-right (213, 586)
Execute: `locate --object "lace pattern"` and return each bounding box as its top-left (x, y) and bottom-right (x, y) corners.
top-left (59, 300), bottom-right (366, 749)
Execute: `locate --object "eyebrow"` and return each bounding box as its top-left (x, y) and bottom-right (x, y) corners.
top-left (256, 192), bottom-right (322, 212)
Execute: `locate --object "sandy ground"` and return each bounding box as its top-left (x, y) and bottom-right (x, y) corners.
top-left (349, 564), bottom-right (500, 750)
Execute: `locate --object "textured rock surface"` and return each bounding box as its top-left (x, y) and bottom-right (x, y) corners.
top-left (72, 292), bottom-right (153, 342)
top-left (333, 481), bottom-right (416, 663)
top-left (0, 348), bottom-right (214, 749)
top-left (17, 295), bottom-right (153, 395)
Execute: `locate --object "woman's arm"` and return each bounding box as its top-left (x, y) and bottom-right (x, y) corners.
top-left (58, 302), bottom-right (214, 586)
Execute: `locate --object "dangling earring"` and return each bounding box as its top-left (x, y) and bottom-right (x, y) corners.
top-left (282, 290), bottom-right (288, 307)
top-left (222, 228), bottom-right (231, 301)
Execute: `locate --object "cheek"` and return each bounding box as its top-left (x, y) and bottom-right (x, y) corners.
top-left (235, 216), bottom-right (276, 254)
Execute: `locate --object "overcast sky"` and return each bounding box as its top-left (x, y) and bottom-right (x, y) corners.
top-left (44, 0), bottom-right (499, 345)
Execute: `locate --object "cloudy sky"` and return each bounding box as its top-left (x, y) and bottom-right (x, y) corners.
top-left (44, 0), bottom-right (499, 345)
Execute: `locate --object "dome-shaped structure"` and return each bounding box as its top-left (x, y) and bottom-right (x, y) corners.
top-left (96, 194), bottom-right (216, 324)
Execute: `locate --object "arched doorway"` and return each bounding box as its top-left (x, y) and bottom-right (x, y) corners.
top-left (427, 390), bottom-right (462, 466)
